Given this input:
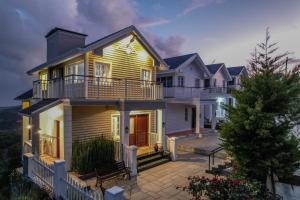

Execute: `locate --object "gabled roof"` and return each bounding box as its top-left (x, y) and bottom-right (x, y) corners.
top-left (14, 89), bottom-right (33, 100)
top-left (163, 53), bottom-right (196, 70)
top-left (206, 63), bottom-right (224, 74)
top-left (227, 66), bottom-right (245, 76)
top-left (27, 25), bottom-right (166, 75)
top-left (19, 99), bottom-right (59, 116)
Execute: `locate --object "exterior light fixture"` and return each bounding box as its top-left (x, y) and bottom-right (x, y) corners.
top-left (162, 122), bottom-right (166, 128)
top-left (125, 126), bottom-right (129, 134)
top-left (27, 124), bottom-right (32, 130)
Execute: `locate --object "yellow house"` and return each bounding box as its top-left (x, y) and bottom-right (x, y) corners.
top-left (16, 26), bottom-right (167, 170)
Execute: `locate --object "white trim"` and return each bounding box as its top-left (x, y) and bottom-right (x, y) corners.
top-left (93, 59), bottom-right (112, 79)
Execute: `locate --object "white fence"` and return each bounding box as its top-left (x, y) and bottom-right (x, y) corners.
top-left (23, 153), bottom-right (124, 200)
top-left (31, 157), bottom-right (54, 193)
top-left (61, 174), bottom-right (103, 200)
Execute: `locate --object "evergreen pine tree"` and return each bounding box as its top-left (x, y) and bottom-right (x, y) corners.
top-left (221, 29), bottom-right (300, 187)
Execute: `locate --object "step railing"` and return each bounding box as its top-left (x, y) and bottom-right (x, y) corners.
top-left (208, 146), bottom-right (224, 171)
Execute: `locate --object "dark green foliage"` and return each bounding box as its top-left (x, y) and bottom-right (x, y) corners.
top-left (9, 169), bottom-right (51, 200)
top-left (221, 29), bottom-right (300, 183)
top-left (0, 106), bottom-right (22, 198)
top-left (178, 175), bottom-right (279, 200)
top-left (71, 137), bottom-right (116, 174)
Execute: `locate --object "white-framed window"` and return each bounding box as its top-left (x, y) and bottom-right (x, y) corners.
top-left (65, 62), bottom-right (84, 83)
top-left (178, 76), bottom-right (184, 87)
top-left (141, 69), bottom-right (151, 87)
top-left (112, 115), bottom-right (120, 140)
top-left (94, 62), bottom-right (111, 84)
top-left (39, 71), bottom-right (48, 91)
top-left (185, 107), bottom-right (188, 121)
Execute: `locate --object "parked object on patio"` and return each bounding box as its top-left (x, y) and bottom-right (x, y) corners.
top-left (95, 161), bottom-right (131, 190)
top-left (153, 143), bottom-right (159, 152)
top-left (137, 151), bottom-right (171, 172)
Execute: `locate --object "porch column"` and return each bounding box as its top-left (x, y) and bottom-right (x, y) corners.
top-left (211, 103), bottom-right (217, 131)
top-left (120, 110), bottom-right (130, 161)
top-left (200, 104), bottom-right (205, 129)
top-left (195, 104), bottom-right (201, 137)
top-left (84, 52), bottom-right (89, 98)
top-left (157, 109), bottom-right (166, 149)
top-left (63, 101), bottom-right (72, 171)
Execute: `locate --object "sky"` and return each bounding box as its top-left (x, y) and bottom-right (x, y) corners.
top-left (0, 0), bottom-right (300, 106)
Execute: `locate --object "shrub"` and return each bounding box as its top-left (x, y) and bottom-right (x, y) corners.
top-left (71, 137), bottom-right (116, 174)
top-left (178, 176), bottom-right (280, 200)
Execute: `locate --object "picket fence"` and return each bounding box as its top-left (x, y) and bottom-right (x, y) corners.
top-left (27, 155), bottom-right (104, 200)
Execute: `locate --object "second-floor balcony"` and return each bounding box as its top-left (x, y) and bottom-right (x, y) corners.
top-left (33, 75), bottom-right (163, 101)
top-left (163, 86), bottom-right (229, 99)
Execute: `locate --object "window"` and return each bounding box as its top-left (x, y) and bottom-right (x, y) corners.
top-left (195, 78), bottom-right (200, 88)
top-left (228, 77), bottom-right (235, 85)
top-left (39, 71), bottom-right (48, 91)
top-left (65, 62), bottom-right (84, 83)
top-left (141, 69), bottom-right (151, 86)
top-left (157, 76), bottom-right (173, 87)
top-left (204, 79), bottom-right (210, 88)
top-left (185, 108), bottom-right (188, 121)
top-left (216, 97), bottom-right (226, 118)
top-left (95, 62), bottom-right (111, 84)
top-left (112, 115), bottom-right (120, 140)
top-left (213, 79), bottom-right (217, 87)
top-left (178, 76), bottom-right (184, 87)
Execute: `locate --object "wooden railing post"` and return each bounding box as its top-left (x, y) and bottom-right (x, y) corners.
top-left (53, 160), bottom-right (66, 199)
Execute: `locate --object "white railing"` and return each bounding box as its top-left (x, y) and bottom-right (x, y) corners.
top-left (24, 154), bottom-right (122, 200)
top-left (33, 75), bottom-right (163, 100)
top-left (39, 134), bottom-right (59, 158)
top-left (61, 174), bottom-right (103, 200)
top-left (31, 156), bottom-right (55, 192)
top-left (163, 86), bottom-right (228, 99)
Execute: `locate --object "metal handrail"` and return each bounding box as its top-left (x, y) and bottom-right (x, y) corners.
top-left (208, 146), bottom-right (224, 170)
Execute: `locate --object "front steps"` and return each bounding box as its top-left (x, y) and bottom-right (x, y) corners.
top-left (137, 151), bottom-right (171, 172)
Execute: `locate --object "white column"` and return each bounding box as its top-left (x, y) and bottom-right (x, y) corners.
top-left (23, 153), bottom-right (34, 178)
top-left (128, 145), bottom-right (137, 176)
top-left (120, 110), bottom-right (130, 161)
top-left (157, 109), bottom-right (162, 145)
top-left (211, 103), bottom-right (217, 130)
top-left (84, 53), bottom-right (89, 98)
top-left (105, 186), bottom-right (125, 200)
top-left (63, 101), bottom-right (72, 171)
top-left (195, 104), bottom-right (200, 137)
top-left (168, 137), bottom-right (177, 161)
top-left (200, 104), bottom-right (205, 128)
top-left (53, 160), bottom-right (66, 198)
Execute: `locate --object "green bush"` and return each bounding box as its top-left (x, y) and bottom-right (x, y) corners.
top-left (71, 137), bottom-right (116, 174)
top-left (178, 176), bottom-right (280, 200)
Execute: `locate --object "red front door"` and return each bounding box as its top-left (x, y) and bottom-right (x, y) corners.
top-left (129, 114), bottom-right (149, 147)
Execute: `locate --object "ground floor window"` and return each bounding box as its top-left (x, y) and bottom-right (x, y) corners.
top-left (216, 97), bottom-right (226, 118)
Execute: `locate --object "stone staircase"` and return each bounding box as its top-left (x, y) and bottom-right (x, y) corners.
top-left (137, 151), bottom-right (171, 172)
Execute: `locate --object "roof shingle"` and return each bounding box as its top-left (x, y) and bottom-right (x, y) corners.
top-left (163, 53), bottom-right (196, 70)
top-left (19, 99), bottom-right (59, 116)
top-left (206, 63), bottom-right (224, 74)
top-left (14, 89), bottom-right (33, 100)
top-left (227, 66), bottom-right (245, 76)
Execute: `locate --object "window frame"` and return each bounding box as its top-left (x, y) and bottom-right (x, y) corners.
top-left (65, 61), bottom-right (84, 84)
top-left (111, 114), bottom-right (120, 140)
top-left (178, 76), bottom-right (184, 87)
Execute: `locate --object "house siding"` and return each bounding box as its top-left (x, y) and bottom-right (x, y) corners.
top-left (72, 106), bottom-right (118, 142)
top-left (166, 103), bottom-right (193, 134)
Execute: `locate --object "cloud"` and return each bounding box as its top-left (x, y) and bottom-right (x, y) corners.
top-left (180, 0), bottom-right (225, 16)
top-left (0, 0), bottom-right (184, 106)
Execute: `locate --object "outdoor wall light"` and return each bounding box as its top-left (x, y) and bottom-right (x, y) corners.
top-left (162, 122), bottom-right (165, 128)
top-left (27, 124), bottom-right (32, 130)
top-left (37, 128), bottom-right (42, 134)
top-left (125, 126), bottom-right (129, 134)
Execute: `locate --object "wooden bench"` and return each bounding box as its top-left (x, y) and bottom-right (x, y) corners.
top-left (95, 161), bottom-right (131, 189)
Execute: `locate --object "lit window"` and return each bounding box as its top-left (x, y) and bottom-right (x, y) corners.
top-left (141, 69), bottom-right (151, 86)
top-left (95, 62), bottom-right (111, 84)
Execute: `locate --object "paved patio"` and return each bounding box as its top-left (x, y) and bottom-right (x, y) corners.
top-left (74, 153), bottom-right (222, 200)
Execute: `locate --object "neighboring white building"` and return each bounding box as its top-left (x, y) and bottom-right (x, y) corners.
top-left (157, 54), bottom-right (232, 135)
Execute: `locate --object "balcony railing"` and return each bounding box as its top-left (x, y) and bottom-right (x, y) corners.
top-left (33, 75), bottom-right (163, 100)
top-left (163, 86), bottom-right (228, 99)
